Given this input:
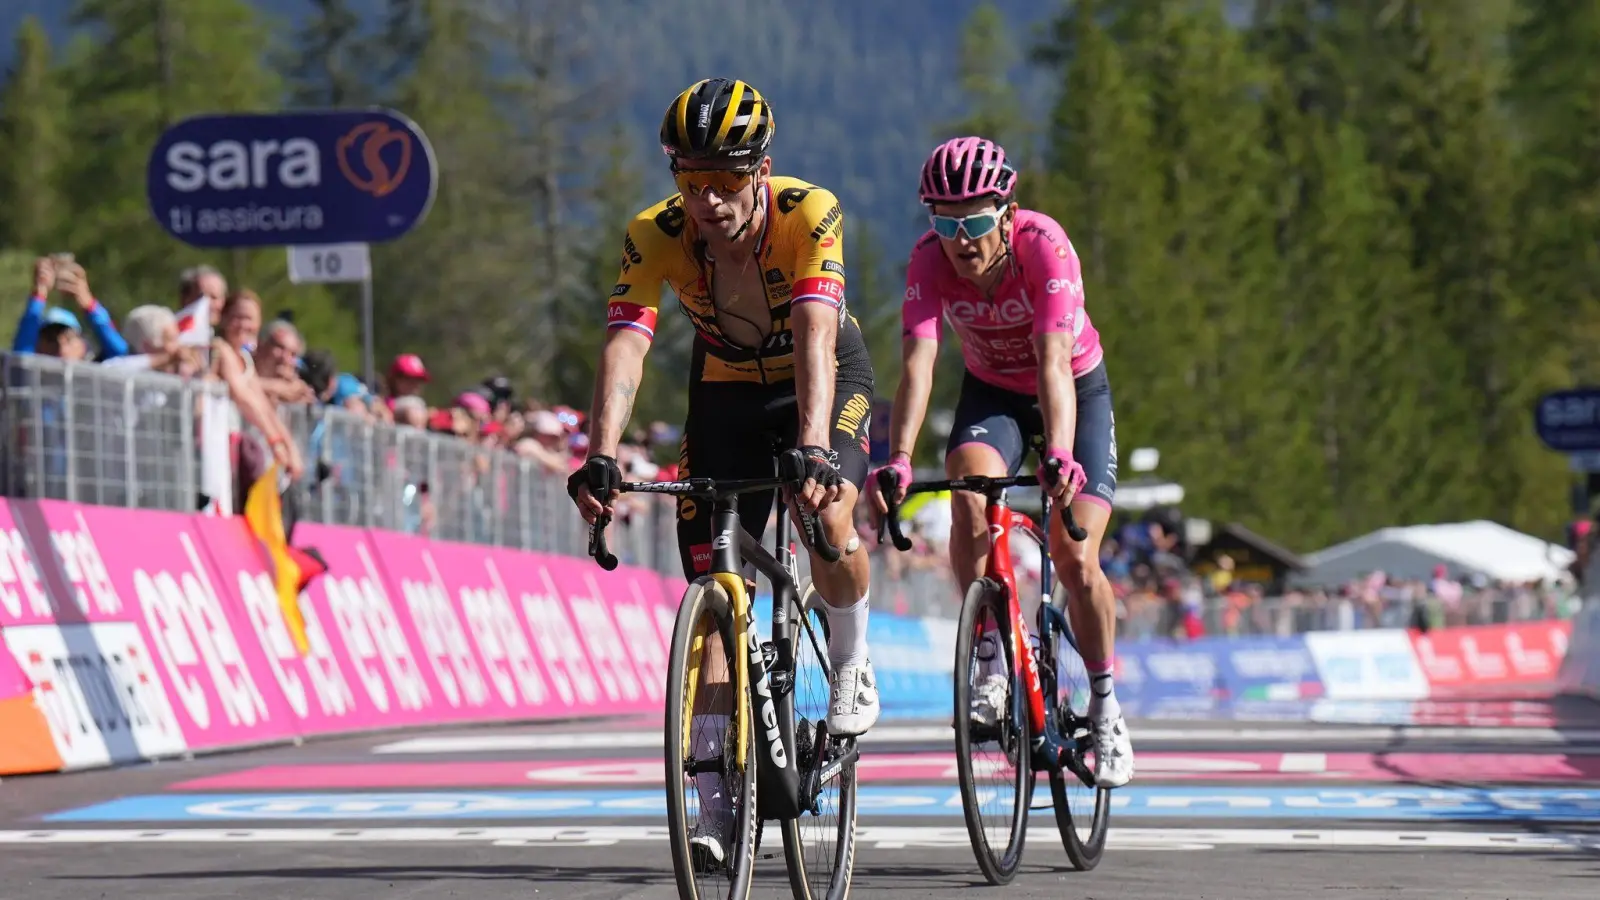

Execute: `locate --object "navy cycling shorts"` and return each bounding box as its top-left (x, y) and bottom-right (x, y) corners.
top-left (944, 362), bottom-right (1118, 510)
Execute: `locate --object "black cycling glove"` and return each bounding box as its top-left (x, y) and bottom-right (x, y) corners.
top-left (567, 454), bottom-right (621, 505)
top-left (797, 445), bottom-right (844, 492)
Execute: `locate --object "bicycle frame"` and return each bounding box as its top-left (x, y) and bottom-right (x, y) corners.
top-left (877, 468), bottom-right (1087, 778)
top-left (980, 489), bottom-right (1089, 779)
top-left (979, 487), bottom-right (1055, 742)
top-left (589, 457), bottom-right (854, 823)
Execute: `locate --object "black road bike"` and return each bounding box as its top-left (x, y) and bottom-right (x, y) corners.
top-left (585, 448), bottom-right (860, 899)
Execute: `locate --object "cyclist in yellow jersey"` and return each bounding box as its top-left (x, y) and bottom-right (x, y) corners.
top-left (567, 77), bottom-right (879, 865)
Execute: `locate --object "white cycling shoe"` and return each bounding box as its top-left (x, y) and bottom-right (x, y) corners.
top-left (969, 672), bottom-right (1010, 727)
top-left (1091, 714), bottom-right (1135, 788)
top-left (827, 660), bottom-right (880, 737)
top-left (688, 807), bottom-right (731, 870)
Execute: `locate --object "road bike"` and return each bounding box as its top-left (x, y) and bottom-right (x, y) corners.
top-left (877, 462), bottom-right (1111, 881)
top-left (585, 448), bottom-right (860, 900)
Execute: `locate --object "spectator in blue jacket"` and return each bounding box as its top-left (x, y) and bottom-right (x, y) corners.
top-left (12, 257), bottom-right (129, 362)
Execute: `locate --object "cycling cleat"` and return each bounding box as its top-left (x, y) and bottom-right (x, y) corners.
top-left (969, 672), bottom-right (1010, 728)
top-left (688, 814), bottom-right (732, 872)
top-left (827, 660), bottom-right (880, 736)
top-left (1091, 714), bottom-right (1135, 788)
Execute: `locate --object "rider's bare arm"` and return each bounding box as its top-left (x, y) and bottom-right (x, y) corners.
top-left (792, 300), bottom-right (838, 449)
top-left (587, 329), bottom-right (651, 460)
top-left (1035, 330), bottom-right (1077, 453)
top-left (889, 336), bottom-right (940, 460)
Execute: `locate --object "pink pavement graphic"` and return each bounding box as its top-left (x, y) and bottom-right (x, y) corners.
top-left (167, 751), bottom-right (1600, 791)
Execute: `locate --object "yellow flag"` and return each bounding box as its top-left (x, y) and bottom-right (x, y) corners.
top-left (243, 463), bottom-right (310, 655)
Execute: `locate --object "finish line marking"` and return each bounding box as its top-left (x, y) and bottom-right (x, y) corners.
top-left (0, 826), bottom-right (1596, 853)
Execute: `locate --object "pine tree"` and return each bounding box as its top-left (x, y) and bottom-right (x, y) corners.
top-left (286, 0), bottom-right (368, 108)
top-left (0, 17), bottom-right (66, 252)
top-left (942, 2), bottom-right (1028, 154)
top-left (57, 0), bottom-right (288, 314)
top-left (365, 0), bottom-right (544, 396)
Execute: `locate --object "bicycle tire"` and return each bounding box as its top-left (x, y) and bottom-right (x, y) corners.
top-left (780, 579), bottom-right (858, 900)
top-left (1042, 603), bottom-right (1111, 871)
top-left (664, 578), bottom-right (760, 900)
top-left (952, 577), bottom-right (1032, 885)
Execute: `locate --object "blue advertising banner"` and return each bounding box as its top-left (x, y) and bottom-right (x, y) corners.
top-left (147, 108), bottom-right (437, 249)
top-left (1534, 388), bottom-right (1600, 453)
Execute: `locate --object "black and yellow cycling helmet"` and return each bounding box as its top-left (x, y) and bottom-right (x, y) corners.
top-left (660, 78), bottom-right (775, 166)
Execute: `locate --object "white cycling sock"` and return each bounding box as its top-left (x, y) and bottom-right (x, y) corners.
top-left (1086, 659), bottom-right (1121, 720)
top-left (976, 630), bottom-right (1008, 681)
top-left (824, 591), bottom-right (870, 670)
top-left (690, 713), bottom-right (730, 821)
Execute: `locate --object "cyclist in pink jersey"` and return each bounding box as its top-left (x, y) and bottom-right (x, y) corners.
top-left (868, 136), bottom-right (1133, 788)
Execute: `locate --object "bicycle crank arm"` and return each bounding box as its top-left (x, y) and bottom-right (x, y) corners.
top-left (814, 740), bottom-right (859, 795)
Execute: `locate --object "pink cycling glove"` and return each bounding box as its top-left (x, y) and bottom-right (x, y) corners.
top-left (869, 456), bottom-right (915, 499)
top-left (1037, 446), bottom-right (1087, 497)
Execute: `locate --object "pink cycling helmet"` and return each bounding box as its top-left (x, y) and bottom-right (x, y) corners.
top-left (919, 136), bottom-right (1017, 204)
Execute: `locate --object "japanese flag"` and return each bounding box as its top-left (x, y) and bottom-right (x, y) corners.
top-left (175, 296), bottom-right (212, 348)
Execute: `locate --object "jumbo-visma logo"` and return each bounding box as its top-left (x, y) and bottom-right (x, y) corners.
top-left (336, 121), bottom-right (414, 197)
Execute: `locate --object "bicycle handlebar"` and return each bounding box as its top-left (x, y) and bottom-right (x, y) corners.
top-left (583, 448), bottom-right (840, 572)
top-left (876, 459), bottom-right (1089, 550)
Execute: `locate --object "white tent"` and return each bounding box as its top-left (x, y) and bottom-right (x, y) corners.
top-left (1294, 520), bottom-right (1575, 587)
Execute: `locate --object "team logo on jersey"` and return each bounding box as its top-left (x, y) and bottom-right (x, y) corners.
top-left (822, 259), bottom-right (845, 277)
top-left (809, 203), bottom-right (842, 242)
top-left (777, 187), bottom-right (810, 214)
top-left (949, 297), bottom-right (1030, 326)
top-left (655, 202), bottom-right (687, 238)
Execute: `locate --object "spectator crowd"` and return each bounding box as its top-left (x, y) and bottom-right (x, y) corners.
top-left (11, 256), bottom-right (683, 511)
top-left (10, 256), bottom-right (1587, 635)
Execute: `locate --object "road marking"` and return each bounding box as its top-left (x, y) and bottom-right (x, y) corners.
top-left (47, 787), bottom-right (1600, 823)
top-left (0, 826), bottom-right (1596, 853)
top-left (181, 750), bottom-right (1600, 791)
top-left (1278, 753), bottom-right (1328, 773)
top-left (370, 724), bottom-right (1600, 755)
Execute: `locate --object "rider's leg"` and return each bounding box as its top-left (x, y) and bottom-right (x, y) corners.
top-left (1048, 361), bottom-right (1133, 786)
top-left (945, 371), bottom-right (1028, 588)
top-left (944, 374), bottom-right (1030, 727)
top-left (807, 381), bottom-right (880, 736)
top-left (677, 390), bottom-right (770, 858)
top-left (1049, 499), bottom-right (1117, 709)
top-left (945, 443), bottom-right (1009, 587)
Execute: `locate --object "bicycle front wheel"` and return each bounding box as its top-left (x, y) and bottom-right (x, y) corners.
top-left (780, 579), bottom-right (858, 900)
top-left (953, 577), bottom-right (1032, 885)
top-left (665, 578), bottom-right (760, 899)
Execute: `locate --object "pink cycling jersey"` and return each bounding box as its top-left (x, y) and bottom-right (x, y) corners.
top-left (902, 209), bottom-right (1103, 394)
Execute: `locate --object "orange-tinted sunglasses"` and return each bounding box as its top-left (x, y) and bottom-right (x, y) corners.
top-left (673, 167), bottom-right (757, 198)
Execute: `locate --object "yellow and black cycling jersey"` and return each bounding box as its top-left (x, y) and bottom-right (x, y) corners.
top-left (605, 175), bottom-right (865, 385)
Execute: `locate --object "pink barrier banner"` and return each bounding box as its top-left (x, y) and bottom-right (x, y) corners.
top-left (66, 503), bottom-right (302, 749)
top-left (0, 500), bottom-right (296, 764)
top-left (190, 517), bottom-right (424, 736)
top-left (0, 644), bottom-right (31, 701)
top-left (0, 498), bottom-right (688, 774)
top-left (363, 531), bottom-right (680, 720)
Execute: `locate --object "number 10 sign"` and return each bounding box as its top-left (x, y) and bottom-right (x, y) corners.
top-left (288, 242), bottom-right (371, 284)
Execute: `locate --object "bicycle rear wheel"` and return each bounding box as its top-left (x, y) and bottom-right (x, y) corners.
top-left (665, 578), bottom-right (760, 899)
top-left (780, 579), bottom-right (858, 900)
top-left (952, 577), bottom-right (1032, 885)
top-left (1041, 602), bottom-right (1111, 871)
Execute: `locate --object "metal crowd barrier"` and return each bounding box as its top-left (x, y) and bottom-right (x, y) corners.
top-left (6, 353), bottom-right (1575, 629)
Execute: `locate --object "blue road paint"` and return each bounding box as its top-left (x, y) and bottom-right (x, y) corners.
top-left (44, 786), bottom-right (1600, 824)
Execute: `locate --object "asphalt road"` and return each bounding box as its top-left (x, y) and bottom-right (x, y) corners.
top-left (4, 698), bottom-right (1600, 900)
